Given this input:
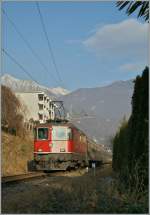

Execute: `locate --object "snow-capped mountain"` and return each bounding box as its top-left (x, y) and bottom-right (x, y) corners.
top-left (50, 87), bottom-right (69, 96)
top-left (1, 74), bottom-right (70, 97)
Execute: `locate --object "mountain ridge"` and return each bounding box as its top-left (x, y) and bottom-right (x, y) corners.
top-left (1, 74), bottom-right (70, 97)
top-left (60, 79), bottom-right (134, 147)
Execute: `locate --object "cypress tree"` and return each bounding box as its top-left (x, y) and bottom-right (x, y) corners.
top-left (112, 66), bottom-right (149, 189)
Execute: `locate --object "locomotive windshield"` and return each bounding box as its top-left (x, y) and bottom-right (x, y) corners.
top-left (37, 128), bottom-right (48, 140)
top-left (52, 126), bottom-right (72, 140)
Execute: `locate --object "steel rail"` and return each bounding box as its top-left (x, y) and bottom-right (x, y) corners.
top-left (2, 172), bottom-right (46, 183)
top-left (2, 168), bottom-right (87, 184)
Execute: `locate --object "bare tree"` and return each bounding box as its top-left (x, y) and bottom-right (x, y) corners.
top-left (1, 85), bottom-right (25, 136)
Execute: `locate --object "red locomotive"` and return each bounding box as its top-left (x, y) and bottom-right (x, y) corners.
top-left (31, 101), bottom-right (112, 171)
top-left (33, 120), bottom-right (89, 170)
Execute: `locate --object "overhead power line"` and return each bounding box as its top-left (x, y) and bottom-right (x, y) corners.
top-left (2, 9), bottom-right (60, 85)
top-left (2, 48), bottom-right (40, 85)
top-left (35, 2), bottom-right (64, 86)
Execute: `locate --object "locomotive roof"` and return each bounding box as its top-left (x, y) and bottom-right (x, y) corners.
top-left (34, 121), bottom-right (85, 135)
top-left (35, 121), bottom-right (71, 127)
top-left (35, 121), bottom-right (98, 145)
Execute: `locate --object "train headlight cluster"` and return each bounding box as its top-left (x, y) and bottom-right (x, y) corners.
top-left (38, 148), bottom-right (42, 152)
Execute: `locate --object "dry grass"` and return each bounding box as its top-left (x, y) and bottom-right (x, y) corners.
top-left (2, 131), bottom-right (33, 176)
top-left (2, 164), bottom-right (148, 213)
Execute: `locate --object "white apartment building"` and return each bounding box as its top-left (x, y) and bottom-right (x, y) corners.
top-left (16, 91), bottom-right (55, 124)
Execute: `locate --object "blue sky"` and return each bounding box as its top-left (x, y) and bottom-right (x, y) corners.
top-left (2, 1), bottom-right (148, 91)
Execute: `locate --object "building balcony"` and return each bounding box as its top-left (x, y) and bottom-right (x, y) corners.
top-left (39, 119), bottom-right (45, 124)
top-left (38, 100), bottom-right (44, 105)
top-left (38, 110), bottom-right (44, 115)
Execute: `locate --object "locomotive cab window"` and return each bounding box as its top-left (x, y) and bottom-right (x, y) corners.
top-left (37, 128), bottom-right (48, 140)
top-left (52, 126), bottom-right (72, 140)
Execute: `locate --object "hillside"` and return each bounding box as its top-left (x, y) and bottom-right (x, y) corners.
top-left (2, 132), bottom-right (33, 176)
top-left (60, 80), bottom-right (134, 147)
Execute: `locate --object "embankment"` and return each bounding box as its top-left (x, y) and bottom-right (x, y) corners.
top-left (2, 132), bottom-right (33, 176)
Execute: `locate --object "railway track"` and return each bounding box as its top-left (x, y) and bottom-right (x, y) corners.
top-left (2, 168), bottom-right (87, 184)
top-left (2, 165), bottom-right (110, 184)
top-left (2, 172), bottom-right (47, 183)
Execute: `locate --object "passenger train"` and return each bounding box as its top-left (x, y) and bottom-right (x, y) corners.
top-left (33, 120), bottom-right (111, 171)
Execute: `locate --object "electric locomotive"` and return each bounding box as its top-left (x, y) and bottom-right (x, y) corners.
top-left (33, 120), bottom-right (88, 170)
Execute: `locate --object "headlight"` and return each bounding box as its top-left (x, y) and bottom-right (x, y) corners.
top-left (38, 148), bottom-right (42, 152)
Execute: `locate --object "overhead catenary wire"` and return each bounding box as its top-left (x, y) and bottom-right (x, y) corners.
top-left (2, 48), bottom-right (41, 85)
top-left (35, 2), bottom-right (64, 86)
top-left (2, 9), bottom-right (60, 86)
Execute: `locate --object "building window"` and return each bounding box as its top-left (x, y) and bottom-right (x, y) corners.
top-left (39, 104), bottom-right (43, 110)
top-left (39, 114), bottom-right (43, 120)
top-left (38, 94), bottom-right (43, 101)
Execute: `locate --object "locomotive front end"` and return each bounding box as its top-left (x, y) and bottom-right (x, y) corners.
top-left (34, 124), bottom-right (73, 170)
